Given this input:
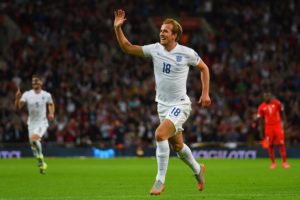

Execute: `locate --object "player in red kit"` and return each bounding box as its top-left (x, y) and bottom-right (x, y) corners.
top-left (257, 91), bottom-right (290, 169)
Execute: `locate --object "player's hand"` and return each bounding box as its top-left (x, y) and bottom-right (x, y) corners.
top-left (15, 88), bottom-right (22, 99)
top-left (198, 94), bottom-right (211, 107)
top-left (48, 113), bottom-right (54, 121)
top-left (114, 9), bottom-right (126, 29)
top-left (260, 137), bottom-right (269, 149)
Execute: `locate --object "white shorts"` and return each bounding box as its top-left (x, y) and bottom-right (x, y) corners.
top-left (157, 103), bottom-right (192, 134)
top-left (28, 124), bottom-right (48, 137)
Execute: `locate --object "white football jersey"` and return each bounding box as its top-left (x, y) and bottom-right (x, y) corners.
top-left (142, 42), bottom-right (201, 106)
top-left (20, 89), bottom-right (53, 126)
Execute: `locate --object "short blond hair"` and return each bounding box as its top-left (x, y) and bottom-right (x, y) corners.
top-left (163, 18), bottom-right (183, 41)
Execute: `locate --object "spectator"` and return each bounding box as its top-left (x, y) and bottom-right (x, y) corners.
top-left (0, 0), bottom-right (299, 147)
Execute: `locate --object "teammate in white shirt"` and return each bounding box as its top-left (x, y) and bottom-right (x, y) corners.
top-left (15, 74), bottom-right (55, 174)
top-left (114, 10), bottom-right (211, 195)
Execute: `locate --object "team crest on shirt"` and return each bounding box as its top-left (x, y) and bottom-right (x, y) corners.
top-left (176, 55), bottom-right (182, 62)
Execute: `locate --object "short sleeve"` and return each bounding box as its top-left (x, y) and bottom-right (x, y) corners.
top-left (47, 93), bottom-right (54, 104)
top-left (187, 50), bottom-right (202, 67)
top-left (142, 43), bottom-right (156, 58)
top-left (276, 100), bottom-right (283, 111)
top-left (20, 92), bottom-right (28, 103)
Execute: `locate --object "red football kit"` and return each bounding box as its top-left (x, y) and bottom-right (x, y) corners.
top-left (257, 99), bottom-right (284, 145)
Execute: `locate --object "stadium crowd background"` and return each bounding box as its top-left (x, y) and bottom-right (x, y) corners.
top-left (0, 0), bottom-right (299, 149)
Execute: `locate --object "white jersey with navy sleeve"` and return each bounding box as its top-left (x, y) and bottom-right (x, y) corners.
top-left (142, 42), bottom-right (201, 106)
top-left (20, 89), bottom-right (53, 126)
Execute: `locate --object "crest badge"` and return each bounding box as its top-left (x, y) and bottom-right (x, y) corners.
top-left (176, 55), bottom-right (182, 62)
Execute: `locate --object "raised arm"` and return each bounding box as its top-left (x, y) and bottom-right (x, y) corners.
top-left (196, 60), bottom-right (211, 107)
top-left (114, 9), bottom-right (144, 57)
top-left (15, 88), bottom-right (25, 109)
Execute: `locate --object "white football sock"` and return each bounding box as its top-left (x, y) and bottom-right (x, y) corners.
top-left (155, 140), bottom-right (170, 183)
top-left (30, 142), bottom-right (38, 157)
top-left (177, 143), bottom-right (200, 174)
top-left (31, 140), bottom-right (43, 158)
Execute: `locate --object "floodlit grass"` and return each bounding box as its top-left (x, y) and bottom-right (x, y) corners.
top-left (0, 158), bottom-right (299, 200)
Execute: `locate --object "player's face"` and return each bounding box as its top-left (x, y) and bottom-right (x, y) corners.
top-left (32, 77), bottom-right (42, 90)
top-left (263, 92), bottom-right (272, 103)
top-left (160, 23), bottom-right (177, 46)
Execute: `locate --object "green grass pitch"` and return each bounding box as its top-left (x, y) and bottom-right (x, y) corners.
top-left (0, 158), bottom-right (299, 200)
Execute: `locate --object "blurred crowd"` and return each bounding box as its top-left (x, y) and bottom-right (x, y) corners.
top-left (0, 0), bottom-right (299, 148)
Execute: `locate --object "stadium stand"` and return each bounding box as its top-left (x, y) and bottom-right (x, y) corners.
top-left (0, 0), bottom-right (299, 149)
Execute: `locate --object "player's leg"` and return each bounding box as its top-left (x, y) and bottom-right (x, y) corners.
top-left (29, 125), bottom-right (48, 174)
top-left (166, 103), bottom-right (198, 174)
top-left (29, 139), bottom-right (38, 158)
top-left (30, 134), bottom-right (43, 158)
top-left (279, 144), bottom-right (290, 168)
top-left (167, 104), bottom-right (204, 191)
top-left (265, 129), bottom-right (276, 169)
top-left (268, 144), bottom-right (276, 169)
top-left (169, 133), bottom-right (205, 191)
top-left (169, 133), bottom-right (200, 174)
top-left (150, 119), bottom-right (174, 195)
top-left (276, 128), bottom-right (290, 168)
top-left (30, 134), bottom-right (47, 174)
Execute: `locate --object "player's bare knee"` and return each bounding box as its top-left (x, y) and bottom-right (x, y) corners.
top-left (155, 133), bottom-right (165, 141)
top-left (155, 129), bottom-right (168, 141)
top-left (30, 134), bottom-right (40, 141)
top-left (171, 143), bottom-right (183, 152)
